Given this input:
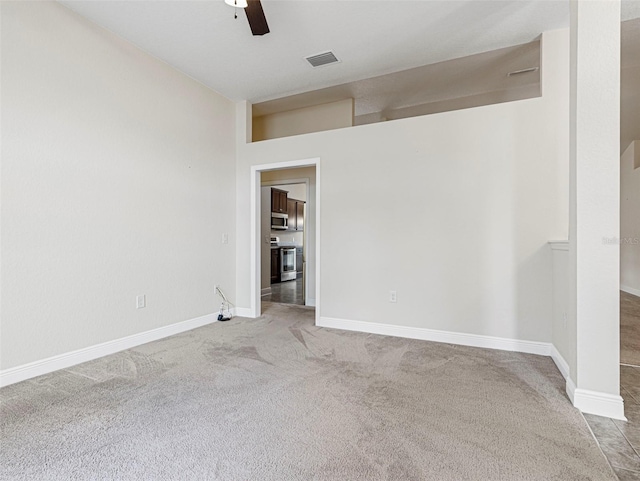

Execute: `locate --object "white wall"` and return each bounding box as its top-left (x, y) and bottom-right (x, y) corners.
top-left (253, 99), bottom-right (354, 142)
top-left (550, 243), bottom-right (575, 379)
top-left (568, 0), bottom-right (622, 418)
top-left (621, 141), bottom-right (640, 295)
top-left (1, 2), bottom-right (236, 370)
top-left (274, 183), bottom-right (306, 202)
top-left (236, 29), bottom-right (569, 343)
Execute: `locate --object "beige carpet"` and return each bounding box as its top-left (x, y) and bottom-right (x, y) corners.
top-left (621, 290), bottom-right (640, 366)
top-left (1, 302), bottom-right (616, 480)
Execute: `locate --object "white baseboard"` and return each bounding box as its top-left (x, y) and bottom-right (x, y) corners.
top-left (548, 240), bottom-right (569, 251)
top-left (319, 317), bottom-right (628, 419)
top-left (566, 377), bottom-right (577, 403)
top-left (261, 287), bottom-right (272, 296)
top-left (621, 285), bottom-right (640, 298)
top-left (317, 316), bottom-right (551, 356)
top-left (550, 346), bottom-right (578, 405)
top-left (549, 344), bottom-right (571, 380)
top-left (235, 307), bottom-right (254, 318)
top-left (0, 313), bottom-right (217, 388)
top-left (306, 298), bottom-right (316, 307)
top-left (574, 389), bottom-right (627, 421)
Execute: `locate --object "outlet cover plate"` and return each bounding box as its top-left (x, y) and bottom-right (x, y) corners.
top-left (136, 295), bottom-right (146, 309)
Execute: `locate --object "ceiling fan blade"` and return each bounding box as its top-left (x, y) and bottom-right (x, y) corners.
top-left (245, 0), bottom-right (270, 36)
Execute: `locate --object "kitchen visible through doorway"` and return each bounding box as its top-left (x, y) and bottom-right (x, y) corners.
top-left (259, 167), bottom-right (316, 310)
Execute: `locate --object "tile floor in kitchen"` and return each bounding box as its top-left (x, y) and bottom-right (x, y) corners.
top-left (585, 365), bottom-right (640, 480)
top-left (262, 278), bottom-right (305, 306)
top-left (584, 291), bottom-right (640, 481)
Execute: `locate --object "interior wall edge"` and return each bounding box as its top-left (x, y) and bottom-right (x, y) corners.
top-left (573, 389), bottom-right (627, 421)
top-left (0, 312), bottom-right (218, 388)
top-left (621, 285), bottom-right (640, 298)
top-left (317, 316), bottom-right (553, 356)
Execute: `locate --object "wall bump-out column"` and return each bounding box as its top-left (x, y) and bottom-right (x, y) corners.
top-left (569, 0), bottom-right (624, 420)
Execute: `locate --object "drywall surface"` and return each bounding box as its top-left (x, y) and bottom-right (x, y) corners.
top-left (274, 183), bottom-right (306, 203)
top-left (550, 245), bottom-right (576, 378)
top-left (621, 141), bottom-right (640, 295)
top-left (236, 29), bottom-right (570, 343)
top-left (543, 29), bottom-right (575, 382)
top-left (1, 2), bottom-right (236, 369)
top-left (253, 99), bottom-right (354, 142)
top-left (569, 0), bottom-right (621, 401)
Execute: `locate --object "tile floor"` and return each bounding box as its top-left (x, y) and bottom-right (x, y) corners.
top-left (262, 278), bottom-right (304, 305)
top-left (585, 366), bottom-right (640, 480)
top-left (621, 291), bottom-right (640, 366)
top-left (584, 291), bottom-right (640, 481)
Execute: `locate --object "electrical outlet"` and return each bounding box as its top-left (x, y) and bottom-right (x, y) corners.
top-left (562, 311), bottom-right (567, 328)
top-left (389, 290), bottom-right (397, 303)
top-left (221, 233), bottom-right (229, 244)
top-left (136, 295), bottom-right (146, 309)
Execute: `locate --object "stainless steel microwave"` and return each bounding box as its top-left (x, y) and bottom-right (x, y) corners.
top-left (271, 212), bottom-right (288, 230)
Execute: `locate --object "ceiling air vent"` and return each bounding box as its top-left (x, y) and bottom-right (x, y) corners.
top-left (305, 51), bottom-right (340, 68)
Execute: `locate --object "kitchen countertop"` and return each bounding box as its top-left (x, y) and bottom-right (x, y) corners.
top-left (271, 244), bottom-right (302, 249)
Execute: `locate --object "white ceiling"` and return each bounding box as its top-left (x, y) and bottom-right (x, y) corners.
top-left (58, 0), bottom-right (583, 103)
top-left (57, 0), bottom-right (640, 151)
top-left (58, 0), bottom-right (640, 104)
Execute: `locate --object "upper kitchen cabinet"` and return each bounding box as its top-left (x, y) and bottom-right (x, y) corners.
top-left (287, 199), bottom-right (296, 230)
top-left (271, 188), bottom-right (288, 214)
top-left (287, 198), bottom-right (305, 231)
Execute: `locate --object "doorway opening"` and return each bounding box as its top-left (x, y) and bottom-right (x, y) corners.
top-left (250, 158), bottom-right (320, 323)
top-left (619, 16), bottom-right (639, 396)
top-left (261, 179), bottom-right (307, 306)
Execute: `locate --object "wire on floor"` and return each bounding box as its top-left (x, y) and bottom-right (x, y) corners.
top-left (215, 285), bottom-right (235, 322)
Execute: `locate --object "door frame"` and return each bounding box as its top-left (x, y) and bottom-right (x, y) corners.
top-left (250, 157), bottom-right (320, 323)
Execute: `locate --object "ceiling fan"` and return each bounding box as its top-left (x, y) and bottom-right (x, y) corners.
top-left (225, 0), bottom-right (270, 36)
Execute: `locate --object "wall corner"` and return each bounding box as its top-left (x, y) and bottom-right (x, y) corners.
top-left (236, 100), bottom-right (252, 145)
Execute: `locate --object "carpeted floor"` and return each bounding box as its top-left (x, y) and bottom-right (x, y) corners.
top-left (621, 291), bottom-right (640, 367)
top-left (1, 302), bottom-right (617, 480)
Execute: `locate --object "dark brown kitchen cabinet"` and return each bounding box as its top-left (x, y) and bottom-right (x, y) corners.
top-left (286, 198), bottom-right (305, 231)
top-left (270, 248), bottom-right (280, 283)
top-left (271, 188), bottom-right (288, 214)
